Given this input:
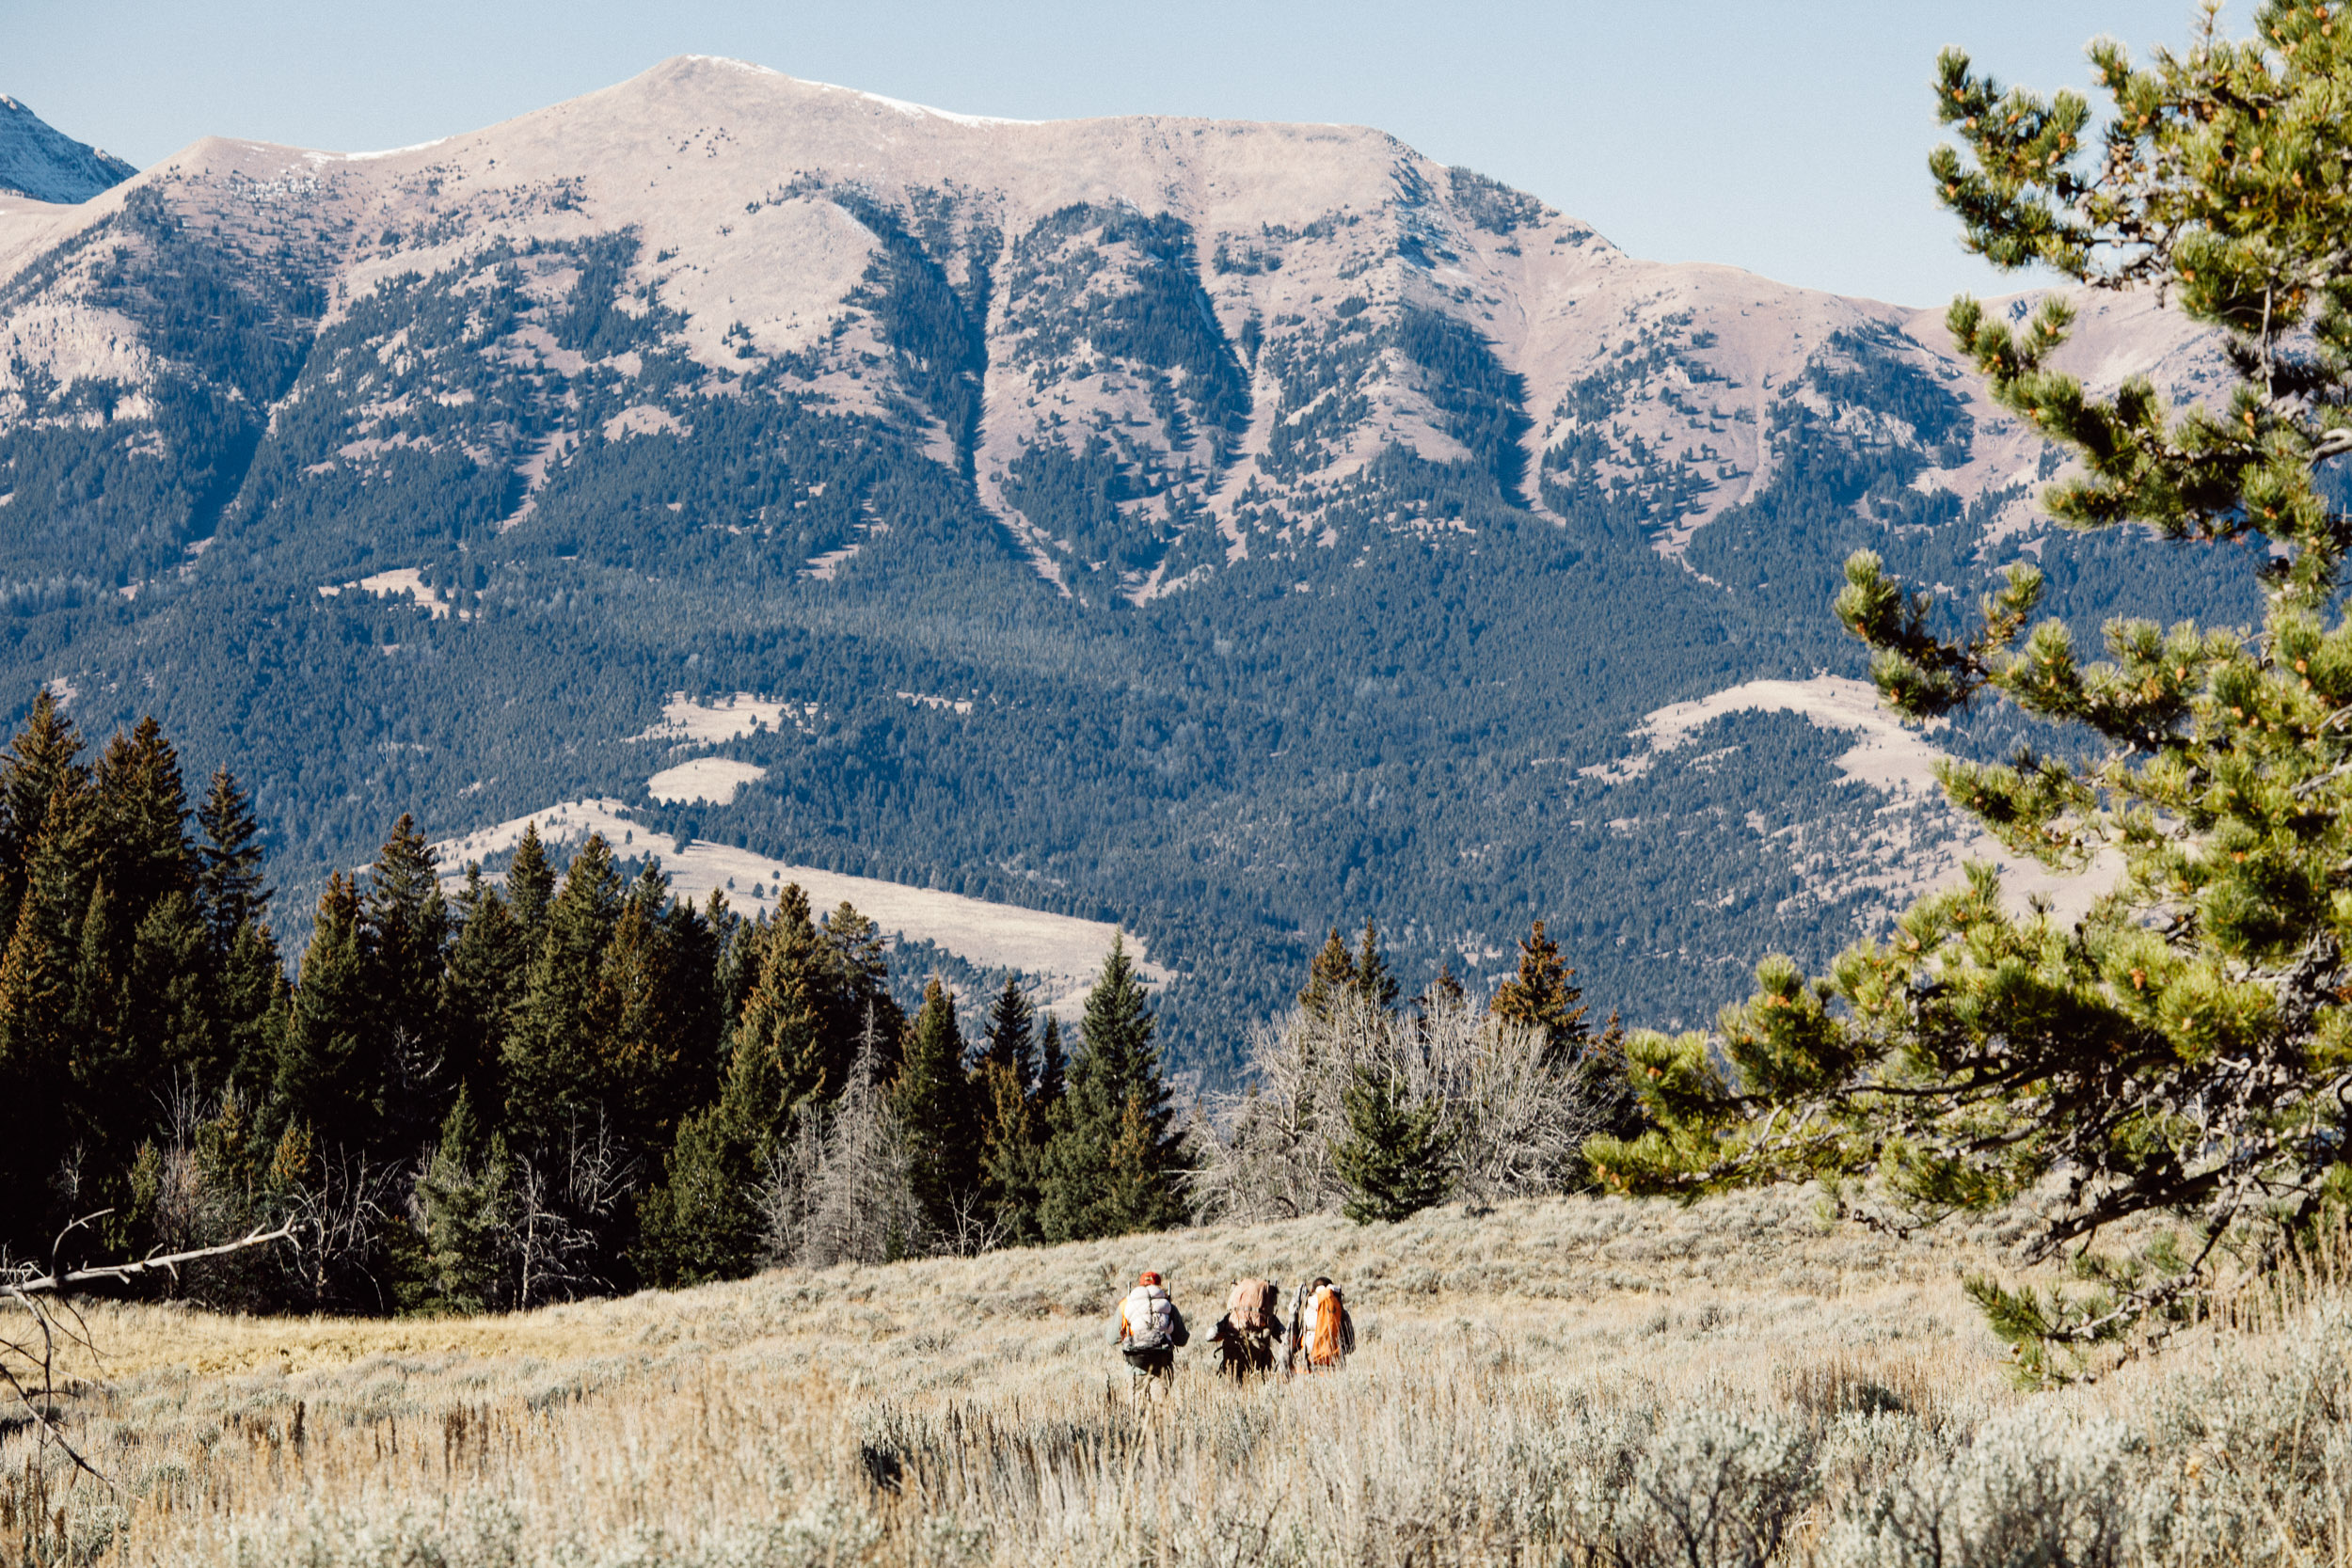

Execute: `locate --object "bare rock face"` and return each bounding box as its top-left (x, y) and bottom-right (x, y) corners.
top-left (0, 95), bottom-right (136, 205)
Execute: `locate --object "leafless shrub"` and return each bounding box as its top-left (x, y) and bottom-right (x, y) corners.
top-left (758, 1019), bottom-right (929, 1268)
top-left (1191, 991), bottom-right (1602, 1222)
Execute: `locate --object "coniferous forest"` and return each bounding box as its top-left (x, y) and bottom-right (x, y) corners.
top-left (0, 690), bottom-right (1611, 1312)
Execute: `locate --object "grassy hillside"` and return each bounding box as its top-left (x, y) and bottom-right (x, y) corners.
top-left (8, 1191), bottom-right (2345, 1564)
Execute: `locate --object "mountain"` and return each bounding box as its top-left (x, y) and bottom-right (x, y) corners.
top-left (0, 94), bottom-right (136, 204)
top-left (0, 59), bottom-right (2245, 1077)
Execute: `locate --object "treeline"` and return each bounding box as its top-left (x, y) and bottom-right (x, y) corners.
top-left (0, 695), bottom-right (1188, 1313)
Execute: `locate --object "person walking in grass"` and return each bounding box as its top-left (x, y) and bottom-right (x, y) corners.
top-left (1288, 1277), bottom-right (1355, 1374)
top-left (1113, 1271), bottom-right (1188, 1396)
top-left (1206, 1276), bottom-right (1284, 1379)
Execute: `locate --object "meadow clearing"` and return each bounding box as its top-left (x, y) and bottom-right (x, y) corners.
top-left (5, 1187), bottom-right (2346, 1566)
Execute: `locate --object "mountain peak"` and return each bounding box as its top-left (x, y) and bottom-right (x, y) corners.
top-left (0, 94), bottom-right (137, 205)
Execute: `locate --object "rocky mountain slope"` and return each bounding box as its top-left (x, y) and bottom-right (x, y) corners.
top-left (0, 59), bottom-right (2249, 1073)
top-left (0, 94), bottom-right (136, 204)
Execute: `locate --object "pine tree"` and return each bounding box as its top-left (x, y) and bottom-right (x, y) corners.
top-left (979, 976), bottom-right (1034, 1080)
top-left (0, 693), bottom-right (85, 945)
top-left (1597, 3), bottom-right (2352, 1367)
top-left (418, 1085), bottom-right (512, 1313)
top-left (194, 766), bottom-right (270, 950)
top-left (221, 917), bottom-right (290, 1106)
top-left (895, 976), bottom-right (981, 1243)
top-left (1488, 920), bottom-right (1589, 1064)
top-left (443, 865), bottom-right (525, 1113)
top-left (1040, 936), bottom-right (1185, 1243)
top-left (1297, 927), bottom-right (1358, 1021)
top-left (362, 814), bottom-right (451, 1150)
top-left (1332, 1067), bottom-right (1451, 1224)
top-left (0, 783), bottom-right (94, 1243)
top-left (506, 821), bottom-right (556, 946)
top-left (818, 900), bottom-right (903, 1084)
top-left (273, 875), bottom-right (374, 1153)
top-left (502, 834), bottom-right (620, 1156)
top-left (723, 888), bottom-right (831, 1138)
top-left (1352, 921), bottom-right (1399, 1011)
top-left (1035, 1016), bottom-right (1067, 1112)
top-left (91, 716), bottom-right (193, 929)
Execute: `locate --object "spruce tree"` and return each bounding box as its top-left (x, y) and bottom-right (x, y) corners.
top-left (1488, 919), bottom-right (1590, 1064)
top-left (895, 976), bottom-right (981, 1243)
top-left (1595, 3), bottom-right (2352, 1367)
top-left (443, 865), bottom-right (525, 1113)
top-left (502, 834), bottom-right (620, 1156)
top-left (724, 888), bottom-right (831, 1135)
top-left (0, 693), bottom-right (85, 945)
top-left (362, 814), bottom-right (451, 1149)
top-left (1035, 1016), bottom-right (1067, 1112)
top-left (1333, 1067), bottom-right (1451, 1224)
top-left (1297, 927), bottom-right (1358, 1020)
top-left (91, 716), bottom-right (192, 929)
top-left (194, 766), bottom-right (270, 949)
top-left (506, 821), bottom-right (556, 945)
top-left (0, 783), bottom-right (94, 1243)
top-left (979, 976), bottom-right (1034, 1080)
top-left (418, 1085), bottom-right (512, 1313)
top-left (1352, 921), bottom-right (1399, 1011)
top-left (273, 875), bottom-right (374, 1153)
top-left (1040, 936), bottom-right (1185, 1242)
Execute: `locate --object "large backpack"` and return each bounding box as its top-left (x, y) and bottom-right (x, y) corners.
top-left (1227, 1277), bottom-right (1277, 1332)
top-left (1123, 1285), bottom-right (1177, 1351)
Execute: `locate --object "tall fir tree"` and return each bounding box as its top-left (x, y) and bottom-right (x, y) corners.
top-left (194, 766), bottom-right (270, 950)
top-left (1297, 927), bottom-right (1358, 1021)
top-left (0, 781), bottom-right (95, 1243)
top-left (506, 821), bottom-right (556, 947)
top-left (1488, 919), bottom-right (1590, 1065)
top-left (1333, 1067), bottom-right (1452, 1224)
top-left (1040, 936), bottom-right (1185, 1243)
top-left (0, 693), bottom-right (85, 947)
top-left (895, 976), bottom-right (982, 1243)
top-left (273, 875), bottom-right (375, 1154)
top-left (442, 865), bottom-right (526, 1114)
top-left (1352, 921), bottom-right (1400, 1011)
top-left (502, 834), bottom-right (621, 1156)
top-left (362, 815), bottom-right (451, 1151)
top-left (723, 888), bottom-right (832, 1139)
top-left (90, 716), bottom-right (193, 932)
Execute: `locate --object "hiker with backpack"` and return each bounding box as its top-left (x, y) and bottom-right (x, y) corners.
top-left (1287, 1277), bottom-right (1356, 1374)
top-left (1113, 1271), bottom-right (1189, 1393)
top-left (1206, 1277), bottom-right (1284, 1379)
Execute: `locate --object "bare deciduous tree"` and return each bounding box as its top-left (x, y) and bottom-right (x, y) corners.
top-left (1190, 991), bottom-right (1602, 1223)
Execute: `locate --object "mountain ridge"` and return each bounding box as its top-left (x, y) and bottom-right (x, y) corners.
top-left (0, 57), bottom-right (2251, 1074)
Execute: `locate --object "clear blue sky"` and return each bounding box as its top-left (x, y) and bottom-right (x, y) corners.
top-left (7, 0), bottom-right (2205, 307)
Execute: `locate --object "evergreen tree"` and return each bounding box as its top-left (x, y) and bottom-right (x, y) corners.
top-left (1352, 921), bottom-right (1399, 1011)
top-left (1035, 1016), bottom-right (1067, 1112)
top-left (1297, 927), bottom-right (1358, 1020)
top-left (1597, 3), bottom-right (2352, 1368)
top-left (0, 782), bottom-right (94, 1243)
top-left (1488, 919), bottom-right (1590, 1064)
top-left (1332, 1067), bottom-right (1451, 1224)
top-left (818, 900), bottom-right (903, 1083)
top-left (979, 976), bottom-right (1034, 1080)
top-left (418, 1085), bottom-right (511, 1314)
top-left (362, 814), bottom-right (451, 1150)
top-left (506, 821), bottom-right (556, 946)
top-left (895, 976), bottom-right (981, 1243)
top-left (1040, 937), bottom-right (1185, 1242)
top-left (90, 716), bottom-right (192, 929)
top-left (0, 693), bottom-right (85, 945)
top-left (632, 1101), bottom-right (760, 1287)
top-left (273, 875), bottom-right (374, 1153)
top-left (723, 888), bottom-right (831, 1138)
top-left (502, 834), bottom-right (620, 1155)
top-left (125, 892), bottom-right (224, 1098)
top-left (194, 766), bottom-right (270, 949)
top-left (221, 917), bottom-right (290, 1106)
top-left (443, 865), bottom-right (525, 1114)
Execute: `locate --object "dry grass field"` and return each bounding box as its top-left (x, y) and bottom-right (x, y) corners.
top-left (6, 1189), bottom-right (2347, 1565)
